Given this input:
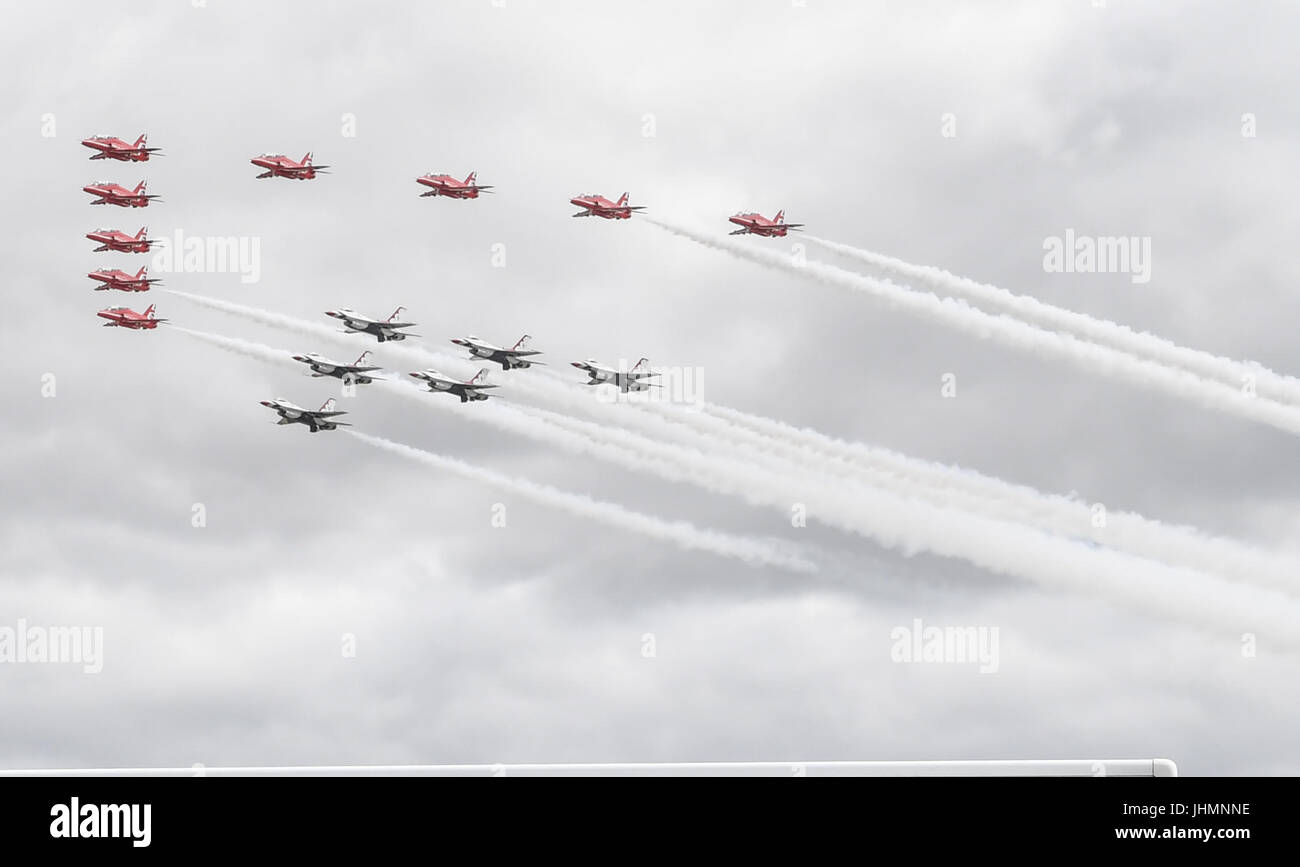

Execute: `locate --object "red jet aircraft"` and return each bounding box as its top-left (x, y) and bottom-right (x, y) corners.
top-left (251, 152), bottom-right (329, 179)
top-left (86, 226), bottom-right (158, 253)
top-left (97, 304), bottom-right (166, 329)
top-left (88, 266), bottom-right (160, 292)
top-left (569, 192), bottom-right (645, 220)
top-left (728, 210), bottom-right (804, 237)
top-left (416, 171), bottom-right (493, 199)
top-left (83, 180), bottom-right (160, 208)
top-left (81, 134), bottom-right (162, 162)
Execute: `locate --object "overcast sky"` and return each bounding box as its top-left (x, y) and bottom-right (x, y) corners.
top-left (3, 0), bottom-right (1299, 774)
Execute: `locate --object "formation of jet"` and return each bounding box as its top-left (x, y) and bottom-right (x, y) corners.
top-left (417, 171), bottom-right (493, 199)
top-left (728, 210), bottom-right (804, 237)
top-left (86, 226), bottom-right (158, 253)
top-left (571, 357), bottom-right (659, 393)
top-left (87, 266), bottom-right (159, 292)
top-left (74, 140), bottom-right (790, 432)
top-left (97, 304), bottom-right (166, 329)
top-left (325, 307), bottom-right (418, 343)
top-left (291, 350), bottom-right (383, 384)
top-left (83, 180), bottom-right (159, 208)
top-left (251, 152), bottom-right (328, 180)
top-left (569, 192), bottom-right (644, 220)
top-left (410, 368), bottom-right (497, 403)
top-left (451, 334), bottom-right (543, 370)
top-left (81, 134), bottom-right (162, 162)
top-left (260, 397), bottom-right (350, 432)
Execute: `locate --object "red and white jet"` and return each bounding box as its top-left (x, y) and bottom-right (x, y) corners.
top-left (86, 226), bottom-right (159, 253)
top-left (87, 266), bottom-right (160, 292)
top-left (81, 134), bottom-right (162, 162)
top-left (450, 334), bottom-right (543, 370)
top-left (97, 304), bottom-right (166, 329)
top-left (571, 357), bottom-right (659, 393)
top-left (260, 397), bottom-right (350, 433)
top-left (569, 192), bottom-right (644, 220)
top-left (416, 171), bottom-right (493, 199)
top-left (409, 368), bottom-right (497, 403)
top-left (291, 350), bottom-right (383, 384)
top-left (325, 307), bottom-right (418, 343)
top-left (728, 209), bottom-right (804, 238)
top-left (251, 152), bottom-right (329, 179)
top-left (83, 180), bottom-right (160, 208)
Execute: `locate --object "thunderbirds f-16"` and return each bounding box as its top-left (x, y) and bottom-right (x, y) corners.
top-left (250, 152), bottom-right (328, 179)
top-left (416, 171), bottom-right (493, 199)
top-left (728, 210), bottom-right (804, 237)
top-left (87, 266), bottom-right (160, 292)
top-left (86, 226), bottom-right (158, 253)
top-left (260, 397), bottom-right (350, 432)
top-left (409, 368), bottom-right (497, 403)
top-left (81, 134), bottom-right (162, 162)
top-left (291, 350), bottom-right (383, 384)
top-left (569, 192), bottom-right (645, 220)
top-left (571, 357), bottom-right (659, 392)
top-left (325, 307), bottom-right (418, 343)
top-left (450, 334), bottom-right (543, 370)
top-left (97, 304), bottom-right (166, 329)
top-left (83, 180), bottom-right (160, 208)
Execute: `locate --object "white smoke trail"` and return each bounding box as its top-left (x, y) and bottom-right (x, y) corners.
top-left (644, 218), bottom-right (1300, 437)
top-left (344, 431), bottom-right (816, 572)
top-left (166, 289), bottom-right (476, 377)
top-left (178, 321), bottom-right (1300, 610)
top-left (805, 234), bottom-right (1300, 406)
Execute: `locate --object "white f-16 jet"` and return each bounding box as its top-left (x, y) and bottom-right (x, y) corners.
top-left (570, 357), bottom-right (659, 393)
top-left (324, 307), bottom-right (418, 343)
top-left (450, 334), bottom-right (544, 371)
top-left (409, 368), bottom-right (497, 403)
top-left (291, 350), bottom-right (383, 384)
top-left (259, 397), bottom-right (351, 432)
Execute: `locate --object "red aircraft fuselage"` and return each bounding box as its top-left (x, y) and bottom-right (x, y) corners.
top-left (97, 304), bottom-right (164, 329)
top-left (88, 267), bottom-right (157, 292)
top-left (81, 135), bottom-right (157, 162)
top-left (251, 152), bottom-right (326, 179)
top-left (570, 192), bottom-right (640, 220)
top-left (83, 181), bottom-right (155, 208)
top-left (728, 210), bottom-right (798, 238)
top-left (417, 172), bottom-right (488, 199)
top-left (86, 227), bottom-right (155, 253)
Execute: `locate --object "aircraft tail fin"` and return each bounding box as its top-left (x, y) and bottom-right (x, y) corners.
top-left (136, 226), bottom-right (148, 240)
top-left (465, 171), bottom-right (476, 186)
top-left (143, 304), bottom-right (156, 317)
top-left (319, 397), bottom-right (338, 413)
top-left (630, 357), bottom-right (650, 374)
top-left (616, 192), bottom-right (629, 207)
top-left (354, 350), bottom-right (373, 366)
top-left (775, 209), bottom-right (785, 224)
top-left (134, 180), bottom-right (147, 195)
top-left (302, 152), bottom-right (313, 166)
top-left (470, 368), bottom-right (490, 386)
top-left (387, 306), bottom-right (406, 322)
top-left (134, 134), bottom-right (147, 148)
top-left (135, 266), bottom-right (147, 279)
top-left (512, 334), bottom-right (533, 351)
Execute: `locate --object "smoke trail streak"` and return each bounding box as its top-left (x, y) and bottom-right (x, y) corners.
top-left (805, 234), bottom-right (1300, 405)
top-left (644, 217), bottom-right (1300, 437)
top-left (174, 325), bottom-right (1300, 615)
top-left (345, 431), bottom-right (817, 572)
